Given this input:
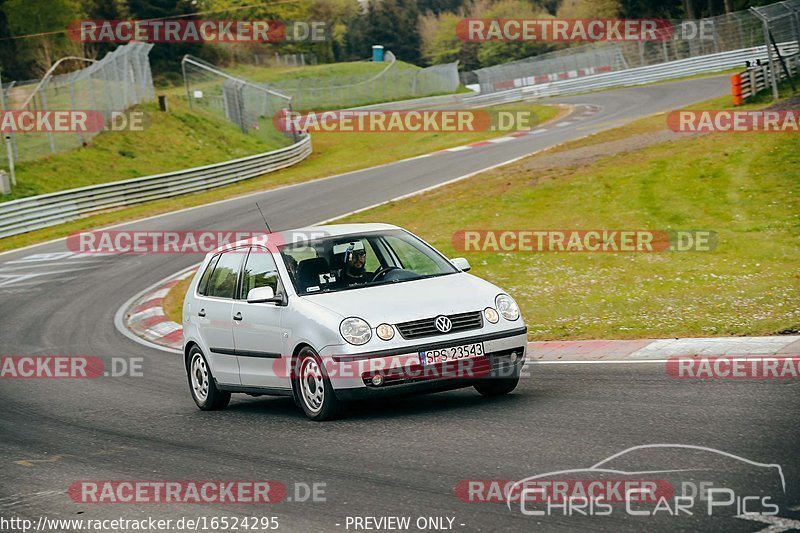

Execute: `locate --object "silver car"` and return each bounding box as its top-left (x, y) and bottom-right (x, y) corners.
top-left (182, 223), bottom-right (527, 420)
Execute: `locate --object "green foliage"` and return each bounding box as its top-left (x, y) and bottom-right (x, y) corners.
top-left (2, 0), bottom-right (84, 73)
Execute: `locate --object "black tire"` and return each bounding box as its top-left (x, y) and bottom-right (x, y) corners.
top-left (474, 375), bottom-right (520, 397)
top-left (295, 347), bottom-right (344, 421)
top-left (187, 346), bottom-right (230, 411)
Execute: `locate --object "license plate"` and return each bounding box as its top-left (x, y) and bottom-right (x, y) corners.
top-left (419, 342), bottom-right (484, 366)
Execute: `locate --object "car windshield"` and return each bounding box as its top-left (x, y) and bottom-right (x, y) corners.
top-left (279, 229), bottom-right (459, 295)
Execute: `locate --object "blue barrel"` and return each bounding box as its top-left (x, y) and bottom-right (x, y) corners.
top-left (372, 45), bottom-right (384, 62)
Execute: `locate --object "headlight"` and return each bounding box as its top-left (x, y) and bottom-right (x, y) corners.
top-left (495, 294), bottom-right (520, 321)
top-left (484, 307), bottom-right (499, 324)
top-left (376, 323), bottom-right (395, 341)
top-left (340, 317), bottom-right (372, 345)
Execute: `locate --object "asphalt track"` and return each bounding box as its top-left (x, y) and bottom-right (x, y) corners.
top-left (2, 75), bottom-right (799, 532)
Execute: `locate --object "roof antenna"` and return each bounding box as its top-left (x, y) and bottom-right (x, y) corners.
top-left (255, 202), bottom-right (272, 234)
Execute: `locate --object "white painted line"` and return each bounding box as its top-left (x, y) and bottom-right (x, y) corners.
top-left (527, 359), bottom-right (669, 365)
top-left (555, 121), bottom-right (574, 127)
top-left (4, 252), bottom-right (77, 263)
top-left (488, 136), bottom-right (515, 143)
top-left (531, 128), bottom-right (547, 134)
top-left (128, 307), bottom-right (163, 322)
top-left (147, 287), bottom-right (171, 300)
top-left (527, 355), bottom-right (800, 365)
top-left (176, 269), bottom-right (197, 280)
top-left (445, 145), bottom-right (471, 152)
top-left (0, 260), bottom-right (104, 271)
top-left (145, 321), bottom-right (181, 338)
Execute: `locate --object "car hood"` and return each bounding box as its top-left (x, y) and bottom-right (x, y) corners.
top-left (302, 273), bottom-right (502, 324)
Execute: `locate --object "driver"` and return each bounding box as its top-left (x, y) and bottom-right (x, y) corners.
top-left (337, 244), bottom-right (369, 287)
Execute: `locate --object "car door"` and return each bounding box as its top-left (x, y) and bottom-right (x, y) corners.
top-left (232, 246), bottom-right (288, 390)
top-left (194, 248), bottom-right (247, 385)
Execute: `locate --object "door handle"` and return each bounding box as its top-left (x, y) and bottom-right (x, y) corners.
top-left (198, 309), bottom-right (206, 317)
top-left (233, 312), bottom-right (243, 322)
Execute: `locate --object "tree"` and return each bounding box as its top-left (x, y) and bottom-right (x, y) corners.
top-left (556, 0), bottom-right (621, 18)
top-left (2, 0), bottom-right (85, 74)
top-left (475, 0), bottom-right (554, 68)
top-left (126, 0), bottom-right (202, 75)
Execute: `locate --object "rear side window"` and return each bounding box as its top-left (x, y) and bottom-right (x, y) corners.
top-left (205, 251), bottom-right (245, 299)
top-left (197, 255), bottom-right (220, 296)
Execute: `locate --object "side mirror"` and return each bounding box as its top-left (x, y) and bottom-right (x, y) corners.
top-left (451, 257), bottom-right (471, 272)
top-left (247, 286), bottom-right (280, 304)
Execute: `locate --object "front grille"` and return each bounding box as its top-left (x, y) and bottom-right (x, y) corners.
top-left (395, 311), bottom-right (483, 340)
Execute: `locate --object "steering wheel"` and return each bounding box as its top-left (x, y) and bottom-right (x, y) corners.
top-left (370, 266), bottom-right (400, 283)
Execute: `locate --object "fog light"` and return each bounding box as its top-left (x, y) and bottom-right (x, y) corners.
top-left (371, 374), bottom-right (384, 386)
top-left (510, 351), bottom-right (519, 363)
top-left (376, 323), bottom-right (395, 341)
top-left (484, 307), bottom-right (499, 324)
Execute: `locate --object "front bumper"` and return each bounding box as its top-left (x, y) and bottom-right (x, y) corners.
top-left (328, 327), bottom-right (527, 401)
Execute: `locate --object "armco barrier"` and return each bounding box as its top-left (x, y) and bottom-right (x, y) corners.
top-left (466, 43), bottom-right (798, 105)
top-left (0, 135), bottom-right (311, 239)
top-left (733, 52), bottom-right (799, 104)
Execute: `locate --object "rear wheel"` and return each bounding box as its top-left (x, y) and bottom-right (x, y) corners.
top-left (296, 347), bottom-right (343, 421)
top-left (187, 346), bottom-right (230, 411)
top-left (474, 375), bottom-right (519, 397)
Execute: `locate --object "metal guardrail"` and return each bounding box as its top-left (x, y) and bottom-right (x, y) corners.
top-left (464, 43), bottom-right (798, 104)
top-left (734, 52), bottom-right (799, 102)
top-left (0, 135), bottom-right (312, 239)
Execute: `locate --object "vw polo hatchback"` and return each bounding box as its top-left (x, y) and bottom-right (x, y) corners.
top-left (183, 223), bottom-right (527, 420)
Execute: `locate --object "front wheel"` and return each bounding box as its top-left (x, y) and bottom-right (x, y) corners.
top-left (187, 347), bottom-right (230, 411)
top-left (474, 375), bottom-right (519, 397)
top-left (295, 347), bottom-right (344, 421)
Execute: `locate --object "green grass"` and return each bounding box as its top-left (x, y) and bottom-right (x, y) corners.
top-left (164, 276), bottom-right (192, 325)
top-left (2, 99), bottom-right (284, 202)
top-left (227, 60), bottom-right (418, 84)
top-left (337, 98), bottom-right (800, 340)
top-left (0, 102), bottom-right (558, 252)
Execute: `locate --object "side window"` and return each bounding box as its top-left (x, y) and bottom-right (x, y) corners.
top-left (240, 248), bottom-right (281, 300)
top-left (197, 254), bottom-right (220, 296)
top-left (205, 251), bottom-right (244, 299)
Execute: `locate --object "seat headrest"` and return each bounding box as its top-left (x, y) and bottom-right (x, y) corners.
top-left (297, 257), bottom-right (330, 291)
